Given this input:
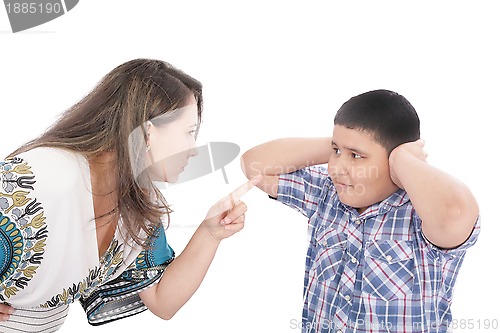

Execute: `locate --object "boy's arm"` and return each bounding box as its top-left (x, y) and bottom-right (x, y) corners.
top-left (389, 140), bottom-right (479, 249)
top-left (240, 138), bottom-right (332, 197)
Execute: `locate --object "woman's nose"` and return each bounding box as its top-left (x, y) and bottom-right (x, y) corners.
top-left (188, 146), bottom-right (199, 157)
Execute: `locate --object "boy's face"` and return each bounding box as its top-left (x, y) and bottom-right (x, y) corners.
top-left (328, 125), bottom-right (399, 213)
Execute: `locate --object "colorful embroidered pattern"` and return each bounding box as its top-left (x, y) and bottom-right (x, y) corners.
top-left (40, 240), bottom-right (124, 308)
top-left (80, 226), bottom-right (174, 325)
top-left (41, 226), bottom-right (173, 310)
top-left (0, 157), bottom-right (47, 302)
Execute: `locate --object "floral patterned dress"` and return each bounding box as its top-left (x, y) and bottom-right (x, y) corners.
top-left (0, 147), bottom-right (174, 332)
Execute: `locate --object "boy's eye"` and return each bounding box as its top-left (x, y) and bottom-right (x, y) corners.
top-left (332, 148), bottom-right (363, 159)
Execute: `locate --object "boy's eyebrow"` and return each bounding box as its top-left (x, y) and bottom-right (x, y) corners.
top-left (331, 140), bottom-right (369, 156)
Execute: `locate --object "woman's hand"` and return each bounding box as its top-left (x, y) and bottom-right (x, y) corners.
top-left (200, 177), bottom-right (261, 242)
top-left (0, 303), bottom-right (14, 322)
top-left (139, 176), bottom-right (261, 320)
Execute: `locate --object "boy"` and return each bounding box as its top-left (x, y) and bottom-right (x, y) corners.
top-left (241, 89), bottom-right (480, 333)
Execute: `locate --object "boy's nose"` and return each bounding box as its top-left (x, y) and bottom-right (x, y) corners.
top-left (329, 159), bottom-right (349, 176)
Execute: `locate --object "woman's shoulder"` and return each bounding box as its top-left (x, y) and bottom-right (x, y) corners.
top-left (4, 147), bottom-right (90, 193)
top-left (14, 146), bottom-right (85, 169)
top-left (13, 146), bottom-right (83, 163)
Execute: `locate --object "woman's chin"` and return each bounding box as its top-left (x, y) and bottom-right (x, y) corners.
top-left (164, 173), bottom-right (180, 184)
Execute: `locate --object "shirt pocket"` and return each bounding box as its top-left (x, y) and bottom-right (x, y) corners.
top-left (362, 240), bottom-right (415, 301)
top-left (312, 228), bottom-right (347, 282)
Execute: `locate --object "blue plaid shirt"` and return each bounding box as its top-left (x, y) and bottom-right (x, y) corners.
top-left (276, 166), bottom-right (480, 333)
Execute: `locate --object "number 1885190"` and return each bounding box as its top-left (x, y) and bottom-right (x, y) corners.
top-left (5, 2), bottom-right (62, 14)
top-left (450, 319), bottom-right (499, 330)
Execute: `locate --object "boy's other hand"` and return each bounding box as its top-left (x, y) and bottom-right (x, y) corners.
top-left (389, 139), bottom-right (427, 189)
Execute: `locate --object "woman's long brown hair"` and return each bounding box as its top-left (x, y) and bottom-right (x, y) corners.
top-left (9, 58), bottom-right (203, 247)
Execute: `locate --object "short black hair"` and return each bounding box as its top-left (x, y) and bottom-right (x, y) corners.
top-left (334, 89), bottom-right (420, 153)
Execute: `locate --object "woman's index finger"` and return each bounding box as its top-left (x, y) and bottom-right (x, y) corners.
top-left (229, 176), bottom-right (261, 206)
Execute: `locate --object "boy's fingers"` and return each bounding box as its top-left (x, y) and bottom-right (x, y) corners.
top-left (415, 139), bottom-right (425, 148)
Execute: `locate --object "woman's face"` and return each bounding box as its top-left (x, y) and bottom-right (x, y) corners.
top-left (146, 96), bottom-right (199, 183)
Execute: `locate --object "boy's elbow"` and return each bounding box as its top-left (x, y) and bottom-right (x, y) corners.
top-left (240, 152), bottom-right (258, 178)
top-left (447, 205), bottom-right (479, 232)
top-left (446, 190), bottom-right (479, 226)
top-left (437, 195), bottom-right (479, 246)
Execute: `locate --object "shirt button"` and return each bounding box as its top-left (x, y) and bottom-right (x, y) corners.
top-left (386, 255), bottom-right (393, 262)
top-left (336, 330), bottom-right (343, 333)
top-left (351, 257), bottom-right (358, 264)
top-left (355, 220), bottom-right (361, 225)
top-left (344, 295), bottom-right (351, 301)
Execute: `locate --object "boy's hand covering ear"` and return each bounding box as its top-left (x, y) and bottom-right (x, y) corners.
top-left (389, 139), bottom-right (427, 189)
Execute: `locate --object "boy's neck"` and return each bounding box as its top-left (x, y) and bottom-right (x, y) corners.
top-left (356, 207), bottom-right (368, 214)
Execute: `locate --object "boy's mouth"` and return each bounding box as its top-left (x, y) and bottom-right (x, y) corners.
top-left (334, 181), bottom-right (353, 190)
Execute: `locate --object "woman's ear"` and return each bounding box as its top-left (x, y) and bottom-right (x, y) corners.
top-left (145, 121), bottom-right (154, 150)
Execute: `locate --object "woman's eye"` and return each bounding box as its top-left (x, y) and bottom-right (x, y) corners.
top-left (352, 153), bottom-right (363, 159)
top-left (333, 148), bottom-right (341, 155)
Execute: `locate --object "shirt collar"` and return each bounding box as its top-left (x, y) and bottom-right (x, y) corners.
top-left (333, 187), bottom-right (410, 219)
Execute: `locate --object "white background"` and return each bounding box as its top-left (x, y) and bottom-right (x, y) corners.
top-left (1, 1), bottom-right (498, 332)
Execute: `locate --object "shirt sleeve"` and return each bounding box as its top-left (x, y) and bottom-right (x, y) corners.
top-left (440, 216), bottom-right (481, 256)
top-left (80, 225), bottom-right (175, 326)
top-left (275, 165), bottom-right (330, 219)
top-left (415, 207), bottom-right (481, 259)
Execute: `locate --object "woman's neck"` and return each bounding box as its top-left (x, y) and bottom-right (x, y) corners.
top-left (88, 152), bottom-right (120, 257)
top-left (88, 152), bottom-right (119, 222)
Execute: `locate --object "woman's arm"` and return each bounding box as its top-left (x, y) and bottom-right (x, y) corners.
top-left (240, 137), bottom-right (332, 197)
top-left (139, 179), bottom-right (257, 320)
top-left (389, 140), bottom-right (479, 249)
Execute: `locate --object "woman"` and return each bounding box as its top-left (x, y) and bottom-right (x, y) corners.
top-left (0, 58), bottom-right (256, 332)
